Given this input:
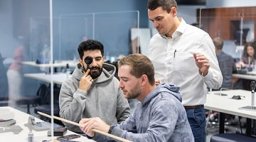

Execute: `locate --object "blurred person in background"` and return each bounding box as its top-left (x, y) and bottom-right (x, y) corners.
top-left (236, 42), bottom-right (256, 71)
top-left (7, 47), bottom-right (24, 107)
top-left (213, 37), bottom-right (235, 89)
top-left (235, 42), bottom-right (256, 90)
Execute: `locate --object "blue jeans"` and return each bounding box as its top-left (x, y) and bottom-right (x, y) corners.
top-left (186, 106), bottom-right (206, 142)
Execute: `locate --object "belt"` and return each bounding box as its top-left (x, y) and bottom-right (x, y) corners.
top-left (184, 105), bottom-right (204, 109)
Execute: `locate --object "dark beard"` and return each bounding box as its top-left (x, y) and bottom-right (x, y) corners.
top-left (90, 67), bottom-right (102, 79)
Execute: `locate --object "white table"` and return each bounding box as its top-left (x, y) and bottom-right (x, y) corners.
top-left (232, 73), bottom-right (256, 80)
top-left (22, 60), bottom-right (77, 68)
top-left (24, 73), bottom-right (69, 85)
top-left (0, 106), bottom-right (94, 142)
top-left (205, 89), bottom-right (256, 135)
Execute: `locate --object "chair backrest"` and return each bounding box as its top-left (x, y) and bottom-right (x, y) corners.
top-left (36, 84), bottom-right (60, 105)
top-left (36, 84), bottom-right (50, 104)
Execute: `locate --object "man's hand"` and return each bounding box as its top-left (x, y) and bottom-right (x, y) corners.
top-left (79, 69), bottom-right (93, 92)
top-left (79, 117), bottom-right (110, 137)
top-left (194, 53), bottom-right (210, 76)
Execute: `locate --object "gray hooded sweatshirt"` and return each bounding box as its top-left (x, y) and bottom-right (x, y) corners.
top-left (59, 63), bottom-right (130, 134)
top-left (109, 83), bottom-right (194, 142)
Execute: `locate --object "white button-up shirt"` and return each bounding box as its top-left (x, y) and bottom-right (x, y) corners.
top-left (146, 19), bottom-right (223, 105)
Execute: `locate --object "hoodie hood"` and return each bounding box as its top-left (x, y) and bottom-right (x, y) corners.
top-left (72, 63), bottom-right (116, 83)
top-left (142, 83), bottom-right (181, 105)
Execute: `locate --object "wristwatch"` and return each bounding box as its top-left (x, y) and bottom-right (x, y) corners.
top-left (108, 125), bottom-right (115, 134)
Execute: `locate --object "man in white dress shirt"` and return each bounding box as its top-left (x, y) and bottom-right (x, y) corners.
top-left (146, 0), bottom-right (223, 142)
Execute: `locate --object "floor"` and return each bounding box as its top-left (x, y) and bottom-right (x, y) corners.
top-left (205, 114), bottom-right (255, 142)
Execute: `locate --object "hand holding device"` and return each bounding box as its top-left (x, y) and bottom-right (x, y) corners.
top-left (77, 56), bottom-right (93, 72)
top-left (78, 56), bottom-right (94, 92)
top-left (79, 69), bottom-right (93, 92)
top-left (84, 56), bottom-right (93, 66)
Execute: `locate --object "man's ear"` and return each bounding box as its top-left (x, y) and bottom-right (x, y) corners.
top-left (141, 74), bottom-right (148, 86)
top-left (77, 60), bottom-right (83, 69)
top-left (171, 6), bottom-right (177, 16)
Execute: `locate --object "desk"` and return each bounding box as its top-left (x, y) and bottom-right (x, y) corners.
top-left (24, 73), bottom-right (69, 85)
top-left (22, 60), bottom-right (77, 68)
top-left (233, 73), bottom-right (256, 80)
top-left (0, 106), bottom-right (94, 142)
top-left (205, 90), bottom-right (256, 135)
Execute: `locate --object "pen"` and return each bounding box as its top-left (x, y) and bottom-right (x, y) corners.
top-left (174, 50), bottom-right (177, 58)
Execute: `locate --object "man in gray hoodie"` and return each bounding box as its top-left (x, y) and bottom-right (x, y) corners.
top-left (59, 39), bottom-right (130, 140)
top-left (79, 54), bottom-right (194, 142)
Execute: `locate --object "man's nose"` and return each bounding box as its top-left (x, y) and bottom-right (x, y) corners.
top-left (152, 21), bottom-right (159, 28)
top-left (119, 81), bottom-right (124, 89)
top-left (90, 59), bottom-right (98, 66)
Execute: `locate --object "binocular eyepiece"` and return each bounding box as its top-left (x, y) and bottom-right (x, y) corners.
top-left (77, 56), bottom-right (93, 69)
top-left (84, 56), bottom-right (93, 65)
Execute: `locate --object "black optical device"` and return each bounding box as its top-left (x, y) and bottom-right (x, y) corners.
top-left (82, 56), bottom-right (93, 72)
top-left (84, 56), bottom-right (93, 65)
top-left (77, 56), bottom-right (93, 70)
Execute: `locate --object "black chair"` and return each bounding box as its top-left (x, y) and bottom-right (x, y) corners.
top-left (34, 84), bottom-right (63, 126)
top-left (210, 133), bottom-right (256, 142)
top-left (16, 95), bottom-right (41, 114)
top-left (0, 97), bottom-right (9, 106)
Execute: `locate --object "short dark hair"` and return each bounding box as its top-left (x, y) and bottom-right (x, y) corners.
top-left (147, 0), bottom-right (177, 12)
top-left (243, 42), bottom-right (256, 59)
top-left (213, 37), bottom-right (224, 50)
top-left (77, 39), bottom-right (104, 59)
top-left (118, 54), bottom-right (155, 85)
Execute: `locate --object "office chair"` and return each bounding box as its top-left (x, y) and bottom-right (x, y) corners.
top-left (34, 84), bottom-right (63, 126)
